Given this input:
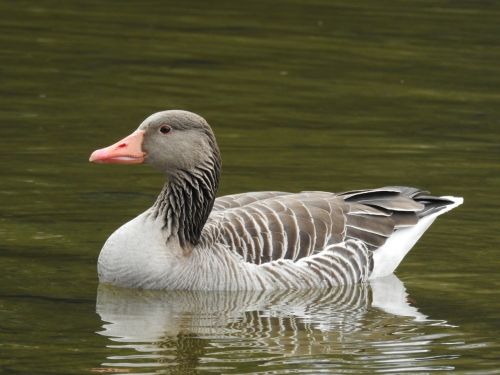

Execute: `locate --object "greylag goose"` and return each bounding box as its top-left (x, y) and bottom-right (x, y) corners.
top-left (89, 110), bottom-right (462, 290)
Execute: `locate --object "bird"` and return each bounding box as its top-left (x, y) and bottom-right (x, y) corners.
top-left (89, 110), bottom-right (462, 290)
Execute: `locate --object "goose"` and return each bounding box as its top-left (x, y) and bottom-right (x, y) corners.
top-left (89, 110), bottom-right (462, 290)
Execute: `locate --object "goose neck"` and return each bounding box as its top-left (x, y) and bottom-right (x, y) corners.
top-left (153, 162), bottom-right (220, 249)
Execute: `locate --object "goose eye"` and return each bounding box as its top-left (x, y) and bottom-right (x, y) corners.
top-left (159, 125), bottom-right (171, 134)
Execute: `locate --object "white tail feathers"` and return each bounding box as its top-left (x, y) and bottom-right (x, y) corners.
top-left (370, 196), bottom-right (463, 279)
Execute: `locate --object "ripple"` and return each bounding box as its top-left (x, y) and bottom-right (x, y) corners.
top-left (94, 275), bottom-right (474, 374)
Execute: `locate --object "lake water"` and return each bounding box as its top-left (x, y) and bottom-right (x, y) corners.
top-left (1, 1), bottom-right (499, 374)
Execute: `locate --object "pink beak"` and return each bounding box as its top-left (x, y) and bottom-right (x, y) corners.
top-left (89, 130), bottom-right (146, 164)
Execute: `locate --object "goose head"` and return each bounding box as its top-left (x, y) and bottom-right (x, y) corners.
top-left (90, 110), bottom-right (221, 252)
top-left (89, 110), bottom-right (220, 178)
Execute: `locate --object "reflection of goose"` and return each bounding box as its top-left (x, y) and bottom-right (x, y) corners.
top-left (95, 275), bottom-right (460, 373)
top-left (90, 110), bottom-right (462, 290)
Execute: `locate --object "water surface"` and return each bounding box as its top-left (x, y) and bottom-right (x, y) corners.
top-left (1, 1), bottom-right (499, 374)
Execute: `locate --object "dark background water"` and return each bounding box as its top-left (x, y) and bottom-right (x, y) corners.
top-left (1, 1), bottom-right (499, 373)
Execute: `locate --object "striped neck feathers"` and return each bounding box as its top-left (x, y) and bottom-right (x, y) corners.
top-left (153, 151), bottom-right (221, 250)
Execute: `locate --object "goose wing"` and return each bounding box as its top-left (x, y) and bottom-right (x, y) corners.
top-left (212, 187), bottom-right (438, 265)
top-left (213, 192), bottom-right (291, 211)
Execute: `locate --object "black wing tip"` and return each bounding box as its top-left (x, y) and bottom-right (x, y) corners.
top-left (415, 195), bottom-right (463, 217)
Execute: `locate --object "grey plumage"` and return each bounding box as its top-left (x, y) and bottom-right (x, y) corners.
top-left (205, 187), bottom-right (451, 268)
top-left (93, 110), bottom-right (462, 290)
top-left (141, 112), bottom-right (459, 287)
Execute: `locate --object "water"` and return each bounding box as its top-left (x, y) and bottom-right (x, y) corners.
top-left (1, 0), bottom-right (499, 373)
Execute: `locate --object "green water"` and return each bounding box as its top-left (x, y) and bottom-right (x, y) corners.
top-left (1, 0), bottom-right (499, 373)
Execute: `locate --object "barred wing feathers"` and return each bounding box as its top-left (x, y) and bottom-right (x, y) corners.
top-left (212, 191), bottom-right (291, 211)
top-left (212, 187), bottom-right (453, 269)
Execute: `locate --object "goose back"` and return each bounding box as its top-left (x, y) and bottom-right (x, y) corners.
top-left (207, 187), bottom-right (455, 267)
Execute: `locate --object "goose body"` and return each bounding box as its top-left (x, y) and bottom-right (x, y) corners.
top-left (90, 110), bottom-right (462, 290)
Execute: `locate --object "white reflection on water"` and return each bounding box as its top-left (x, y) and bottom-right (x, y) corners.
top-left (95, 275), bottom-right (461, 374)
